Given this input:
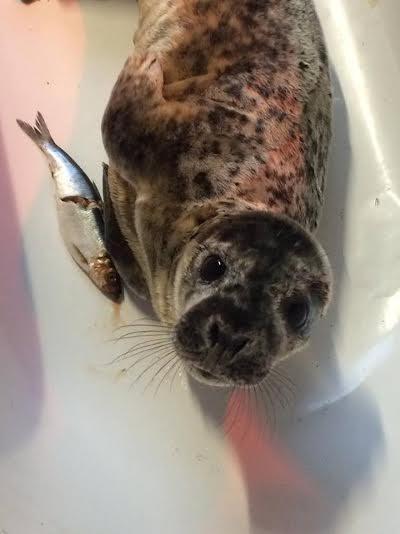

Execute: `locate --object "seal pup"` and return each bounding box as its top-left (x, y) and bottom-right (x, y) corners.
top-left (102, 0), bottom-right (333, 386)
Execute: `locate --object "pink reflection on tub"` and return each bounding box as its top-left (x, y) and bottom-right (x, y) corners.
top-left (0, 0), bottom-right (85, 451)
top-left (224, 389), bottom-right (331, 533)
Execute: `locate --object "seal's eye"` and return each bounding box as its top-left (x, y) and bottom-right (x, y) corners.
top-left (200, 255), bottom-right (226, 283)
top-left (285, 297), bottom-right (310, 332)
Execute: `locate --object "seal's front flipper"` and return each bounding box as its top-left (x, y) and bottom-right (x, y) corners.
top-left (102, 164), bottom-right (149, 300)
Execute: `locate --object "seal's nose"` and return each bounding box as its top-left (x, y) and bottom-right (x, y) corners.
top-left (206, 320), bottom-right (249, 356)
top-left (175, 295), bottom-right (252, 362)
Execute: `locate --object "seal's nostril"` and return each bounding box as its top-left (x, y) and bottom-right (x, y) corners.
top-left (207, 322), bottom-right (220, 347)
top-left (232, 337), bottom-right (250, 355)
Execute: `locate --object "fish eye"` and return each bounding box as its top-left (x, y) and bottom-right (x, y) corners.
top-left (285, 296), bottom-right (310, 332)
top-left (200, 255), bottom-right (226, 283)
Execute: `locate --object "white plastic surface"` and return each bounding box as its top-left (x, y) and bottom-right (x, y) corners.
top-left (1, 1), bottom-right (399, 533)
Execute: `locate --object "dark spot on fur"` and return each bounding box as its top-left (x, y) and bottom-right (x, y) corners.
top-left (193, 171), bottom-right (214, 198)
top-left (277, 86), bottom-right (289, 99)
top-left (235, 133), bottom-right (248, 144)
top-left (211, 140), bottom-right (221, 155)
top-left (195, 213), bottom-right (209, 226)
top-left (234, 151), bottom-right (245, 163)
top-left (167, 118), bottom-right (177, 130)
top-left (208, 106), bottom-right (224, 126)
top-left (209, 23), bottom-right (235, 47)
top-left (225, 59), bottom-right (256, 77)
top-left (195, 0), bottom-right (212, 16)
top-left (255, 84), bottom-right (272, 99)
top-left (244, 0), bottom-right (270, 16)
top-left (192, 52), bottom-right (207, 75)
top-left (225, 108), bottom-right (241, 120)
top-left (226, 83), bottom-right (243, 99)
top-left (272, 187), bottom-right (291, 204)
top-left (311, 138), bottom-right (318, 155)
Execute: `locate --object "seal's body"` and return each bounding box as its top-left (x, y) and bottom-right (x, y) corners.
top-left (102, 0), bottom-right (333, 386)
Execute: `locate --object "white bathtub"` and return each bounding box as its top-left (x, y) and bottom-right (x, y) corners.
top-left (0, 1), bottom-right (399, 532)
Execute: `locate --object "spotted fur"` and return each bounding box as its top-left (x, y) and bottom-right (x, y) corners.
top-left (102, 0), bottom-right (333, 385)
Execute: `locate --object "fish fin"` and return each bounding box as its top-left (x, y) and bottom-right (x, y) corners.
top-left (71, 244), bottom-right (89, 270)
top-left (35, 112), bottom-right (54, 142)
top-left (16, 118), bottom-right (44, 148)
top-left (16, 111), bottom-right (54, 148)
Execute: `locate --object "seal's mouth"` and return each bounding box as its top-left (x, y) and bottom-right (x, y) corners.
top-left (187, 360), bottom-right (269, 387)
top-left (197, 368), bottom-right (217, 380)
top-left (187, 363), bottom-right (227, 386)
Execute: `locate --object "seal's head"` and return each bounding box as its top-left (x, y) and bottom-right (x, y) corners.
top-left (173, 211), bottom-right (332, 386)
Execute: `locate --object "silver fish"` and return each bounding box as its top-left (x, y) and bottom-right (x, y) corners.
top-left (17, 112), bottom-right (122, 302)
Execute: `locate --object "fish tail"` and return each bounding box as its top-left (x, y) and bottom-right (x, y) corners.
top-left (35, 112), bottom-right (54, 142)
top-left (16, 111), bottom-right (55, 149)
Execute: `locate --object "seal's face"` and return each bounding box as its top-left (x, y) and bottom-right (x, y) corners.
top-left (173, 212), bottom-right (332, 386)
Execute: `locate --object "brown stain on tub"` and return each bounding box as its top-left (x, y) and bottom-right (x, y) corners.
top-left (111, 301), bottom-right (122, 325)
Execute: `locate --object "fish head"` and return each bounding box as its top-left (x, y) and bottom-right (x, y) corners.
top-left (89, 254), bottom-right (123, 303)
